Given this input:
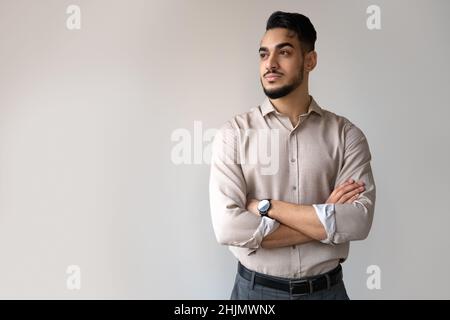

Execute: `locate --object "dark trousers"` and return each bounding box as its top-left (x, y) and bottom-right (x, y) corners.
top-left (230, 264), bottom-right (350, 300)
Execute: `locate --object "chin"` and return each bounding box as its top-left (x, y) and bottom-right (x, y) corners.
top-left (264, 83), bottom-right (282, 90)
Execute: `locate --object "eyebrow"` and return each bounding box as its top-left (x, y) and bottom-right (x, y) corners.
top-left (259, 42), bottom-right (295, 53)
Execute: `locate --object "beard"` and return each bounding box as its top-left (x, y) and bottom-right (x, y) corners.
top-left (261, 64), bottom-right (304, 99)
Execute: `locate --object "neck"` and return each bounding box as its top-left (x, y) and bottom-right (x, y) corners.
top-left (269, 84), bottom-right (311, 122)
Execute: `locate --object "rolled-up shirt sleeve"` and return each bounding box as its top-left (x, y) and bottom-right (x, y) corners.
top-left (209, 121), bottom-right (279, 249)
top-left (331, 122), bottom-right (376, 244)
top-left (209, 122), bottom-right (279, 249)
top-left (314, 122), bottom-right (376, 245)
top-left (312, 203), bottom-right (336, 244)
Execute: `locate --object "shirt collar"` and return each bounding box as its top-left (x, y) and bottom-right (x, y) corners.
top-left (260, 96), bottom-right (324, 118)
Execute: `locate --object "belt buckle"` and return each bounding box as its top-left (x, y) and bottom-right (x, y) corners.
top-left (289, 279), bottom-right (313, 295)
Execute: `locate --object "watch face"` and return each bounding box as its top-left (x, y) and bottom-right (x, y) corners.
top-left (258, 199), bottom-right (270, 213)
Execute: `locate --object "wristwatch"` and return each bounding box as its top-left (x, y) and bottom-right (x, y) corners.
top-left (257, 199), bottom-right (272, 219)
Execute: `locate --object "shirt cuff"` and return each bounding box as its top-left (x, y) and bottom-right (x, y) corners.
top-left (312, 203), bottom-right (336, 245)
top-left (246, 216), bottom-right (280, 255)
top-left (260, 216), bottom-right (280, 237)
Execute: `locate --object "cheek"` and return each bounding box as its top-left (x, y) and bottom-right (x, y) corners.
top-left (283, 60), bottom-right (302, 76)
top-left (284, 58), bottom-right (300, 69)
top-left (259, 64), bottom-right (266, 76)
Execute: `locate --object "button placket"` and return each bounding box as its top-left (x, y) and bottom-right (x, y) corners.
top-left (288, 132), bottom-right (297, 203)
top-left (288, 131), bottom-right (300, 273)
top-left (293, 131), bottom-right (301, 276)
top-left (292, 134), bottom-right (299, 204)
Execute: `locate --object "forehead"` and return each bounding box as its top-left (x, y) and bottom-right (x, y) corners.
top-left (260, 28), bottom-right (300, 49)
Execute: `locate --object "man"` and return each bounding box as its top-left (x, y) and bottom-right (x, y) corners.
top-left (209, 11), bottom-right (376, 300)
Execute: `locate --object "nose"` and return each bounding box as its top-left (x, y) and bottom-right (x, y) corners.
top-left (265, 52), bottom-right (279, 73)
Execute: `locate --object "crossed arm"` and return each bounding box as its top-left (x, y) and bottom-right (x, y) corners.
top-left (245, 179), bottom-right (365, 248)
top-left (209, 121), bottom-right (376, 250)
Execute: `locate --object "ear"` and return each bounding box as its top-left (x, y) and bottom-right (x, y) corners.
top-left (304, 51), bottom-right (317, 72)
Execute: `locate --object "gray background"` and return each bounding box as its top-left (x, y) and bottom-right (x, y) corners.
top-left (0, 0), bottom-right (449, 299)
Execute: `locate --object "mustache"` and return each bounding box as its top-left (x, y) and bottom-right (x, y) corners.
top-left (264, 71), bottom-right (283, 77)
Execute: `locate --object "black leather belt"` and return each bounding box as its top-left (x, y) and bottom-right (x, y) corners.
top-left (238, 262), bottom-right (343, 295)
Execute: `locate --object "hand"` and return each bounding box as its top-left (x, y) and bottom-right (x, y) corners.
top-left (246, 198), bottom-right (260, 216)
top-left (326, 179), bottom-right (365, 204)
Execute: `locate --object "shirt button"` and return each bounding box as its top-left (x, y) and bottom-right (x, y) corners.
top-left (293, 186), bottom-right (297, 190)
top-left (290, 158), bottom-right (296, 162)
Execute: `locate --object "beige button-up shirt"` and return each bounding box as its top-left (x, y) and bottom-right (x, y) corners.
top-left (209, 96), bottom-right (376, 278)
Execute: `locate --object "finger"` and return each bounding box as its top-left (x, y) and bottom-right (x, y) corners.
top-left (337, 179), bottom-right (354, 189)
top-left (330, 180), bottom-right (355, 198)
top-left (329, 181), bottom-right (358, 202)
top-left (334, 187), bottom-right (361, 204)
top-left (331, 181), bottom-right (349, 196)
top-left (344, 179), bottom-right (365, 187)
top-left (344, 194), bottom-right (358, 204)
top-left (329, 180), bottom-right (363, 203)
top-left (341, 179), bottom-right (354, 187)
top-left (340, 189), bottom-right (361, 203)
top-left (335, 183), bottom-right (364, 200)
top-left (338, 190), bottom-right (359, 204)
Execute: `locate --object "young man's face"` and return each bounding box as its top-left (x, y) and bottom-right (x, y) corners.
top-left (259, 28), bottom-right (308, 99)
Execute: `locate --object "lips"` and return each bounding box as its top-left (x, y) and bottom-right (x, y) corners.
top-left (265, 73), bottom-right (282, 81)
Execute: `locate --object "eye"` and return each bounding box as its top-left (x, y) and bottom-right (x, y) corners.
top-left (259, 52), bottom-right (268, 59)
top-left (280, 50), bottom-right (290, 56)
